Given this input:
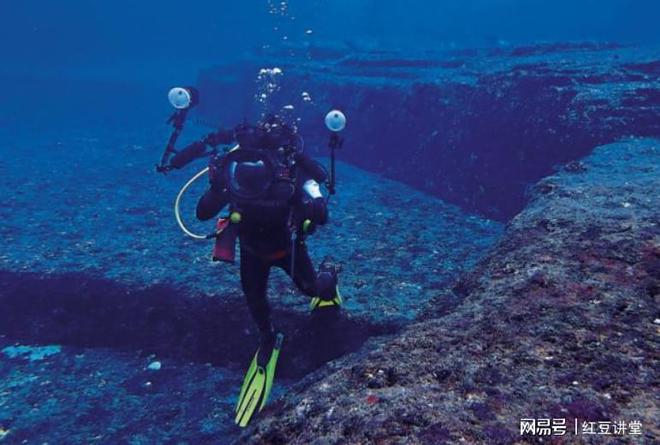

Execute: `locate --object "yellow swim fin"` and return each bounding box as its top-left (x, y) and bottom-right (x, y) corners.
top-left (234, 333), bottom-right (284, 428)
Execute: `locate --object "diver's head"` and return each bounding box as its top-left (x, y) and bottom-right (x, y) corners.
top-left (233, 115), bottom-right (302, 157)
top-left (234, 123), bottom-right (265, 150)
top-left (259, 115), bottom-right (299, 152)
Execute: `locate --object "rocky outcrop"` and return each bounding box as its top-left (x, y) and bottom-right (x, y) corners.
top-left (0, 134), bottom-right (501, 328)
top-left (198, 43), bottom-right (660, 221)
top-left (237, 138), bottom-right (659, 444)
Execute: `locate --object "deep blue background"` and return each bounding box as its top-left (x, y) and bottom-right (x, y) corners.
top-left (3, 1), bottom-right (660, 79)
top-left (2, 0), bottom-right (659, 208)
top-left (1, 1), bottom-right (659, 104)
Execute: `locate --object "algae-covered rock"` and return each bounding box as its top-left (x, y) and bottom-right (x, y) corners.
top-left (237, 139), bottom-right (659, 444)
top-left (199, 44), bottom-right (660, 222)
top-left (1, 345), bottom-right (61, 362)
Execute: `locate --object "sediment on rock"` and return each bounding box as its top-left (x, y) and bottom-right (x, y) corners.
top-left (237, 139), bottom-right (659, 444)
top-left (198, 43), bottom-right (660, 221)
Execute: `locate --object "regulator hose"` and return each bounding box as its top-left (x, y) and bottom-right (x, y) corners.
top-left (174, 166), bottom-right (212, 239)
top-left (173, 145), bottom-right (240, 240)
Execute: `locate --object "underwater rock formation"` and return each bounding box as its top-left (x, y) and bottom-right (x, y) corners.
top-left (0, 133), bottom-right (501, 328)
top-left (0, 132), bottom-right (502, 443)
top-left (237, 138), bottom-right (659, 444)
top-left (198, 43), bottom-right (660, 221)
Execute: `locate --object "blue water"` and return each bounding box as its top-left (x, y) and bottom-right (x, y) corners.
top-left (1, 1), bottom-right (659, 444)
top-left (2, 1), bottom-right (660, 130)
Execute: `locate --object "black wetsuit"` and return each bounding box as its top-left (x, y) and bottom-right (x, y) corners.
top-left (239, 234), bottom-right (317, 336)
top-left (196, 142), bottom-right (328, 343)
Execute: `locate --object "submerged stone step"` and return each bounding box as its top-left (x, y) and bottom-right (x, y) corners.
top-left (236, 138), bottom-right (659, 444)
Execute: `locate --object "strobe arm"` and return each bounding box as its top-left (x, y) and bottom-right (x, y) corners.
top-left (156, 108), bottom-right (189, 173)
top-left (328, 132), bottom-right (343, 195)
top-left (324, 109), bottom-right (347, 195)
top-left (157, 111), bottom-right (235, 174)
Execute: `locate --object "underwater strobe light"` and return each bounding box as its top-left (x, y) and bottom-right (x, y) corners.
top-left (168, 86), bottom-right (199, 110)
top-left (157, 87), bottom-right (200, 173)
top-left (325, 109), bottom-right (347, 132)
top-left (325, 109), bottom-right (346, 195)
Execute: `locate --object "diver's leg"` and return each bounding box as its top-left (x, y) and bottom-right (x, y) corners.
top-left (278, 241), bottom-right (317, 297)
top-left (278, 243), bottom-right (342, 310)
top-left (239, 246), bottom-right (276, 347)
top-left (235, 247), bottom-right (282, 428)
top-left (311, 256), bottom-right (343, 309)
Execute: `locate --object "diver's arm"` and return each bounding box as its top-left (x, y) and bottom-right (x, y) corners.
top-left (297, 155), bottom-right (329, 228)
top-left (195, 149), bottom-right (234, 221)
top-left (202, 129), bottom-right (235, 148)
top-left (295, 153), bottom-right (328, 183)
top-left (169, 141), bottom-right (206, 170)
top-left (163, 129), bottom-right (236, 171)
top-left (196, 188), bottom-right (230, 221)
top-left (300, 179), bottom-right (328, 230)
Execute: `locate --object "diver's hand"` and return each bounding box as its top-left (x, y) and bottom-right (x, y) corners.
top-left (310, 197), bottom-right (328, 225)
top-left (301, 196), bottom-right (328, 227)
top-left (296, 197), bottom-right (327, 237)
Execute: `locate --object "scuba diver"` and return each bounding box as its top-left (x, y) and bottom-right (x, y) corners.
top-left (157, 87), bottom-right (347, 427)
